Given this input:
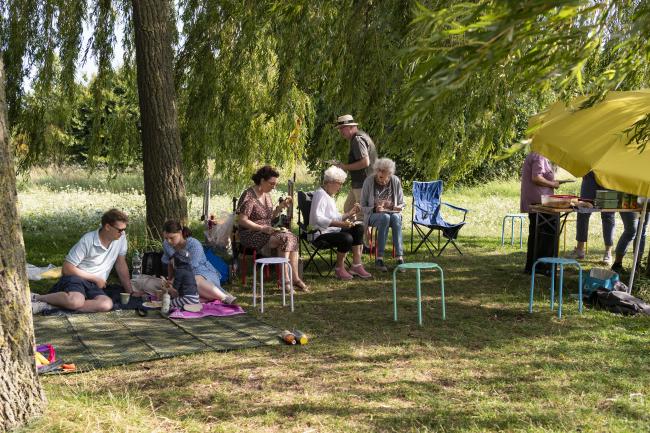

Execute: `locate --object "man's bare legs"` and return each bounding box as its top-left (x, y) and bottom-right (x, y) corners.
top-left (35, 292), bottom-right (113, 312)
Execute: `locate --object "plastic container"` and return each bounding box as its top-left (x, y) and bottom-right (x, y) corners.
top-left (292, 330), bottom-right (308, 345)
top-left (280, 330), bottom-right (296, 345)
top-left (595, 198), bottom-right (619, 209)
top-left (595, 190), bottom-right (619, 201)
top-left (161, 292), bottom-right (171, 315)
top-left (132, 251), bottom-right (142, 278)
top-left (630, 195), bottom-right (639, 209)
top-left (621, 193), bottom-right (630, 209)
top-left (541, 194), bottom-right (576, 208)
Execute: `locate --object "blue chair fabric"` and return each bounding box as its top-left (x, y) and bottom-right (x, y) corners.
top-left (411, 181), bottom-right (468, 256)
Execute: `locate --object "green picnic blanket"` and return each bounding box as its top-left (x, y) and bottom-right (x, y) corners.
top-left (33, 310), bottom-right (280, 371)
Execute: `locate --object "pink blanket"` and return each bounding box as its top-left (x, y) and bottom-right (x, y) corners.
top-left (169, 300), bottom-right (245, 319)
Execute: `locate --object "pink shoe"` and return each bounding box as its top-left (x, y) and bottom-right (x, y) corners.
top-left (349, 264), bottom-right (372, 279)
top-left (334, 267), bottom-right (353, 280)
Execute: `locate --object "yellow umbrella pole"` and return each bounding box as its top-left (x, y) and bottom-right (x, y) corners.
top-left (628, 199), bottom-right (648, 293)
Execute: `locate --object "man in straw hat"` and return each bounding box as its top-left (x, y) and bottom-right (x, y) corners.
top-left (334, 114), bottom-right (378, 224)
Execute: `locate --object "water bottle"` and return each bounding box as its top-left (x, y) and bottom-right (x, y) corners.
top-left (161, 292), bottom-right (171, 316)
top-left (132, 251), bottom-right (142, 278)
top-left (292, 330), bottom-right (308, 345)
top-left (280, 330), bottom-right (296, 345)
top-left (231, 257), bottom-right (239, 279)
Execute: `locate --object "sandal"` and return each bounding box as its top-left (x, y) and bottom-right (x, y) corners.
top-left (293, 280), bottom-right (311, 292)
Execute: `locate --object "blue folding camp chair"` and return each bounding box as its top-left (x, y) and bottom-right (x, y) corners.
top-left (411, 181), bottom-right (468, 256)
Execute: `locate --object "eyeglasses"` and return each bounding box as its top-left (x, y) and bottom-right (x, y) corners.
top-left (111, 224), bottom-right (127, 233)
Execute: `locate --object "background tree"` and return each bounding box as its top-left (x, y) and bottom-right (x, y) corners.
top-left (5, 0), bottom-right (546, 197)
top-left (402, 0), bottom-right (650, 269)
top-left (2, 0), bottom-right (187, 233)
top-left (131, 0), bottom-right (187, 231)
top-left (0, 55), bottom-right (45, 432)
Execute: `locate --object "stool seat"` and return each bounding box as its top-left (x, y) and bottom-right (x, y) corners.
top-left (255, 257), bottom-right (289, 265)
top-left (529, 257), bottom-right (583, 319)
top-left (397, 262), bottom-right (439, 270)
top-left (253, 258), bottom-right (294, 313)
top-left (392, 262), bottom-right (446, 326)
top-left (535, 257), bottom-right (579, 265)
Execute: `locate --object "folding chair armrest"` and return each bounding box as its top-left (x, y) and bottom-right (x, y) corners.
top-left (298, 223), bottom-right (322, 236)
top-left (442, 202), bottom-right (469, 221)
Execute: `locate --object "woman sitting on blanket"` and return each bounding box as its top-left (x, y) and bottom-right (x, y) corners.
top-left (236, 165), bottom-right (309, 291)
top-left (310, 165), bottom-right (372, 280)
top-left (162, 220), bottom-right (236, 304)
top-left (360, 158), bottom-right (406, 272)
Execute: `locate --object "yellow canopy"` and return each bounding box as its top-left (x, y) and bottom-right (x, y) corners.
top-left (529, 90), bottom-right (650, 197)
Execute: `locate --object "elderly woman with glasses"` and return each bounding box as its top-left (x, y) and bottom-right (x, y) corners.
top-left (236, 165), bottom-right (309, 291)
top-left (360, 158), bottom-right (405, 272)
top-left (310, 165), bottom-right (372, 280)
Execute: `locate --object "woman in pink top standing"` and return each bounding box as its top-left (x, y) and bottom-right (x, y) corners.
top-left (520, 152), bottom-right (560, 274)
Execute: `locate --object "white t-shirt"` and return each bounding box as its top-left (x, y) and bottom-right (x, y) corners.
top-left (65, 229), bottom-right (128, 281)
top-left (310, 187), bottom-right (342, 238)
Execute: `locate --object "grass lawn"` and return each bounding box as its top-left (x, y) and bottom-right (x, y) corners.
top-left (18, 168), bottom-right (650, 433)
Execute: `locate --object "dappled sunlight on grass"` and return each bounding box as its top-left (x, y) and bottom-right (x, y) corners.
top-left (19, 170), bottom-right (650, 432)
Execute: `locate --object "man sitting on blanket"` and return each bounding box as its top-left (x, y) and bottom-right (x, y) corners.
top-left (31, 208), bottom-right (133, 314)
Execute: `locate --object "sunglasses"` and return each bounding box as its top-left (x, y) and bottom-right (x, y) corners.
top-left (111, 224), bottom-right (127, 233)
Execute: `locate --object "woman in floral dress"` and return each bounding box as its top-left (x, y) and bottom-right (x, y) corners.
top-left (237, 165), bottom-right (309, 291)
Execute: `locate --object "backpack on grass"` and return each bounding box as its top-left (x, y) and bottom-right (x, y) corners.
top-left (589, 289), bottom-right (650, 316)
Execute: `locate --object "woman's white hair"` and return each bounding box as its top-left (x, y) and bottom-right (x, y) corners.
top-left (374, 157), bottom-right (396, 175)
top-left (323, 165), bottom-right (347, 184)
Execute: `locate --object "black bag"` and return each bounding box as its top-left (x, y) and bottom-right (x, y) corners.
top-left (142, 251), bottom-right (164, 277)
top-left (590, 289), bottom-right (650, 316)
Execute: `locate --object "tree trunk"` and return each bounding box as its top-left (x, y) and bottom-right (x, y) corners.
top-left (0, 56), bottom-right (46, 431)
top-left (132, 0), bottom-right (188, 236)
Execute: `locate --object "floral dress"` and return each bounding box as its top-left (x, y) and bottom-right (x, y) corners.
top-left (237, 187), bottom-right (298, 253)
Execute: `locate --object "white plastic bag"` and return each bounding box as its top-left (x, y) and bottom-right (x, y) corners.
top-left (205, 212), bottom-right (235, 249)
top-left (26, 263), bottom-right (58, 281)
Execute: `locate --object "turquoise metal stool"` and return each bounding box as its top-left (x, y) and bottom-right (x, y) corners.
top-left (501, 213), bottom-right (527, 248)
top-left (392, 262), bottom-right (445, 326)
top-left (529, 257), bottom-right (583, 319)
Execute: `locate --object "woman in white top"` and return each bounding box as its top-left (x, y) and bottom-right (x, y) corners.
top-left (310, 166), bottom-right (372, 280)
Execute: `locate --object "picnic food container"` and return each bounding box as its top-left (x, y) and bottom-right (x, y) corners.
top-left (595, 190), bottom-right (621, 208)
top-left (595, 190), bottom-right (619, 201)
top-left (541, 194), bottom-right (577, 208)
top-left (595, 198), bottom-right (620, 209)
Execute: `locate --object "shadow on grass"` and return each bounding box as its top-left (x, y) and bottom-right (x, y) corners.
top-left (32, 207), bottom-right (650, 431)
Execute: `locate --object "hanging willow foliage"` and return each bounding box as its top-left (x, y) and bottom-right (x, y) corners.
top-left (403, 0), bottom-right (650, 151)
top-left (265, 0), bottom-right (546, 183)
top-left (7, 0), bottom-right (646, 188)
top-left (175, 0), bottom-right (314, 189)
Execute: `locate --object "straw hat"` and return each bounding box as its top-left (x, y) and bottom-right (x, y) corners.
top-left (335, 114), bottom-right (358, 128)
